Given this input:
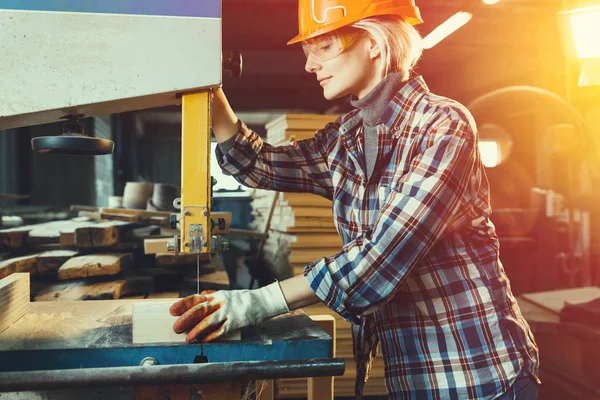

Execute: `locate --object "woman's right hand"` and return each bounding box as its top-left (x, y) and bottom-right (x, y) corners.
top-left (211, 87), bottom-right (240, 142)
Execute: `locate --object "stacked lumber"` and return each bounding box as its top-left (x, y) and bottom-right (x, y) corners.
top-left (262, 113), bottom-right (339, 146)
top-left (0, 208), bottom-right (231, 302)
top-left (250, 114), bottom-right (343, 279)
top-left (0, 273), bottom-right (30, 334)
top-left (251, 191), bottom-right (343, 278)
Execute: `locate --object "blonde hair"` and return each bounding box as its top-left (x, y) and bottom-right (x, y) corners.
top-left (351, 15), bottom-right (423, 80)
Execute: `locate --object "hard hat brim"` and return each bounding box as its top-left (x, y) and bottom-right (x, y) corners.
top-left (287, 14), bottom-right (423, 45)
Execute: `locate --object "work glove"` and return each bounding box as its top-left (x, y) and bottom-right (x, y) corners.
top-left (170, 282), bottom-right (289, 343)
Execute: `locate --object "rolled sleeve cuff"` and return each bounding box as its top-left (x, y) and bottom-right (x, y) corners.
top-left (303, 257), bottom-right (358, 323)
top-left (215, 120), bottom-right (263, 176)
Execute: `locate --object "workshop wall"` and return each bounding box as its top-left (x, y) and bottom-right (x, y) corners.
top-left (93, 116), bottom-right (115, 208)
top-left (140, 123), bottom-right (181, 187)
top-left (28, 122), bottom-right (96, 207)
top-left (0, 129), bottom-right (25, 196)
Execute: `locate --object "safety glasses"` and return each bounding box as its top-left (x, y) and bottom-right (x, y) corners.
top-left (302, 28), bottom-right (365, 62)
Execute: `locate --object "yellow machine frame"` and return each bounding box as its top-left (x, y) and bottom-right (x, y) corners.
top-left (179, 91), bottom-right (212, 254)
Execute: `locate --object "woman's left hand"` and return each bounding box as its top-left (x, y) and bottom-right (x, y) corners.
top-left (170, 282), bottom-right (289, 343)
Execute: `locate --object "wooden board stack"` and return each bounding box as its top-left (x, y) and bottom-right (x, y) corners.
top-left (251, 191), bottom-right (343, 278)
top-left (249, 114), bottom-right (343, 279)
top-left (0, 273), bottom-right (30, 334)
top-left (0, 209), bottom-right (230, 302)
top-left (262, 113), bottom-right (340, 146)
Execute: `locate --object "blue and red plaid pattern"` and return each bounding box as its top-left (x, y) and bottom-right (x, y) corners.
top-left (216, 76), bottom-right (540, 399)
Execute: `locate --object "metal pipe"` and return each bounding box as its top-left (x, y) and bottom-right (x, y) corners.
top-left (0, 358), bottom-right (345, 393)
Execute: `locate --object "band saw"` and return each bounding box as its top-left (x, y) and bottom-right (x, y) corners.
top-left (0, 0), bottom-right (343, 396)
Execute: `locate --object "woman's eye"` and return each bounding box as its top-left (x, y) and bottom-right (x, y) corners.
top-left (320, 45), bottom-right (331, 51)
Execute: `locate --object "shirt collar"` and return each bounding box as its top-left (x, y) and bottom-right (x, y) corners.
top-left (340, 75), bottom-right (430, 135)
top-left (380, 75), bottom-right (429, 132)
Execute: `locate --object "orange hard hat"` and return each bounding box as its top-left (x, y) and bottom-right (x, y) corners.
top-left (287, 0), bottom-right (423, 45)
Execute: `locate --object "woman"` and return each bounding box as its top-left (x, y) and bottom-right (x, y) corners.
top-left (170, 0), bottom-right (540, 398)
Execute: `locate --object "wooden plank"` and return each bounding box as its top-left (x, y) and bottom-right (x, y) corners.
top-left (183, 270), bottom-right (230, 291)
top-left (284, 207), bottom-right (332, 218)
top-left (36, 250), bottom-right (78, 274)
top-left (289, 249), bottom-right (333, 264)
top-left (0, 251), bottom-right (76, 279)
top-left (144, 238), bottom-right (170, 254)
top-left (73, 221), bottom-right (134, 248)
top-left (56, 217), bottom-right (101, 247)
top-left (132, 301), bottom-right (240, 344)
top-left (55, 281), bottom-right (111, 301)
top-left (57, 254), bottom-right (132, 280)
top-left (147, 291), bottom-right (181, 299)
top-left (290, 216), bottom-right (335, 228)
top-left (265, 113), bottom-right (337, 131)
top-left (83, 276), bottom-right (154, 300)
top-left (27, 219), bottom-right (94, 247)
top-left (0, 255), bottom-right (36, 279)
top-left (0, 273), bottom-right (30, 334)
top-left (287, 234), bottom-right (343, 249)
top-left (100, 207), bottom-right (170, 220)
top-left (284, 226), bottom-right (338, 233)
top-left (521, 287), bottom-right (600, 315)
top-left (0, 254), bottom-right (38, 279)
top-left (34, 276), bottom-right (154, 301)
top-left (60, 231), bottom-right (76, 247)
top-left (76, 207), bottom-right (232, 233)
top-left (34, 281), bottom-right (87, 301)
top-left (155, 252), bottom-right (212, 267)
top-left (280, 193), bottom-right (332, 208)
top-left (0, 223), bottom-right (40, 250)
top-left (308, 315), bottom-right (336, 400)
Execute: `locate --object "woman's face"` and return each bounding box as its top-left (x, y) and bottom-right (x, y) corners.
top-left (304, 32), bottom-right (384, 100)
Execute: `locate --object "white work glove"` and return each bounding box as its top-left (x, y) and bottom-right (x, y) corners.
top-left (170, 282), bottom-right (289, 343)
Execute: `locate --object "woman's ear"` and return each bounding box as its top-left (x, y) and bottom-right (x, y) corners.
top-left (367, 36), bottom-right (381, 60)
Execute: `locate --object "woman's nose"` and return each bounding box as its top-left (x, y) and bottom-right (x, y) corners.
top-left (305, 54), bottom-right (321, 73)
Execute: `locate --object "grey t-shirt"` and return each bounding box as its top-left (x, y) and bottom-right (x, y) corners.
top-left (350, 72), bottom-right (405, 179)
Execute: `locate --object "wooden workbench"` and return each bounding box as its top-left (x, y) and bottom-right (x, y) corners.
top-left (518, 287), bottom-right (600, 400)
top-left (0, 300), bottom-right (342, 400)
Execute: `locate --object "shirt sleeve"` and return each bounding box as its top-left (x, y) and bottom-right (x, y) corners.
top-left (215, 120), bottom-right (336, 199)
top-left (304, 112), bottom-right (479, 322)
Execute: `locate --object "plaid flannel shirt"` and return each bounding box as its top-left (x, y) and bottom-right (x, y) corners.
top-left (216, 76), bottom-right (540, 399)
